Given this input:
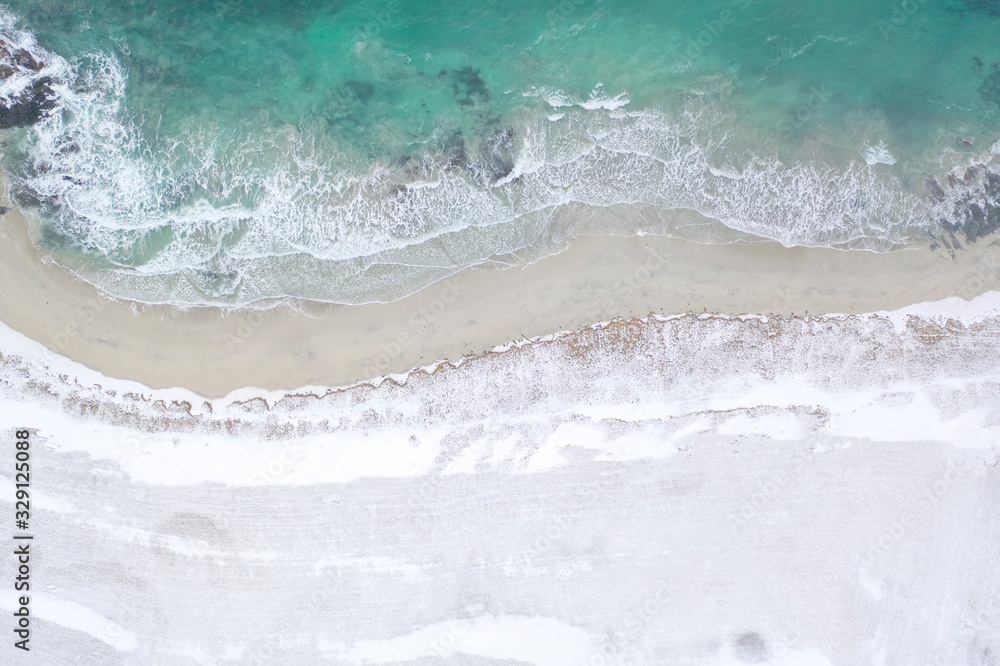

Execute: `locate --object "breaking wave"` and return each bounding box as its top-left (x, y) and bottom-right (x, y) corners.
top-left (0, 7), bottom-right (992, 306)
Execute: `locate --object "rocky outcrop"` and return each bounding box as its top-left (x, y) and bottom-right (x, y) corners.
top-left (0, 76), bottom-right (57, 128)
top-left (0, 38), bottom-right (58, 129)
top-left (0, 41), bottom-right (44, 72)
top-left (929, 163), bottom-right (1000, 246)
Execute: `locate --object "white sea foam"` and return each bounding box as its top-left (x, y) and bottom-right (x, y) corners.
top-left (863, 141), bottom-right (896, 166)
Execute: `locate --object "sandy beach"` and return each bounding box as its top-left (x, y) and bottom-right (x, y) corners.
top-left (1, 1), bottom-right (999, 663)
top-left (0, 179), bottom-right (997, 397)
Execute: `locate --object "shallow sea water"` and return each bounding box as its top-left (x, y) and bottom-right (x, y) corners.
top-left (0, 0), bottom-right (998, 304)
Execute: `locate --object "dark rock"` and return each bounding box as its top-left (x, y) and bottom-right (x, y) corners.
top-left (13, 188), bottom-right (42, 208)
top-left (966, 203), bottom-right (984, 226)
top-left (54, 141), bottom-right (80, 156)
top-left (0, 206), bottom-right (8, 215)
top-left (926, 177), bottom-right (946, 203)
top-left (0, 42), bottom-right (44, 72)
top-left (931, 163), bottom-right (1000, 244)
top-left (988, 201), bottom-right (1000, 228)
top-left (0, 76), bottom-right (58, 129)
top-left (986, 170), bottom-right (1000, 199)
top-left (12, 48), bottom-right (43, 71)
top-left (0, 37), bottom-right (56, 128)
top-left (950, 195), bottom-right (1000, 243)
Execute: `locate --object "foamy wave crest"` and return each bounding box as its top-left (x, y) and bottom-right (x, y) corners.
top-left (2, 10), bottom-right (940, 306)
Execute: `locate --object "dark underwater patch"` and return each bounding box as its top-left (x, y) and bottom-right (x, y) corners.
top-left (343, 80), bottom-right (375, 104)
top-left (929, 164), bottom-right (1000, 245)
top-left (37, 218), bottom-right (79, 253)
top-left (964, 0), bottom-right (1000, 16)
top-left (980, 66), bottom-right (1000, 109)
top-left (319, 79), bottom-right (379, 138)
top-left (451, 67), bottom-right (490, 106)
top-left (474, 126), bottom-right (516, 182)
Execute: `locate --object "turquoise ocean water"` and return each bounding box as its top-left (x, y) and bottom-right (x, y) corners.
top-left (0, 0), bottom-right (998, 305)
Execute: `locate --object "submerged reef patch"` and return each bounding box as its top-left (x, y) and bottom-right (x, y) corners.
top-left (964, 0), bottom-right (1000, 16)
top-left (929, 163), bottom-right (1000, 245)
top-left (451, 67), bottom-right (490, 106)
top-left (980, 65), bottom-right (1000, 109)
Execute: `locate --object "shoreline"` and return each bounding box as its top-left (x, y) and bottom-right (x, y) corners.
top-left (2, 181), bottom-right (1000, 397)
